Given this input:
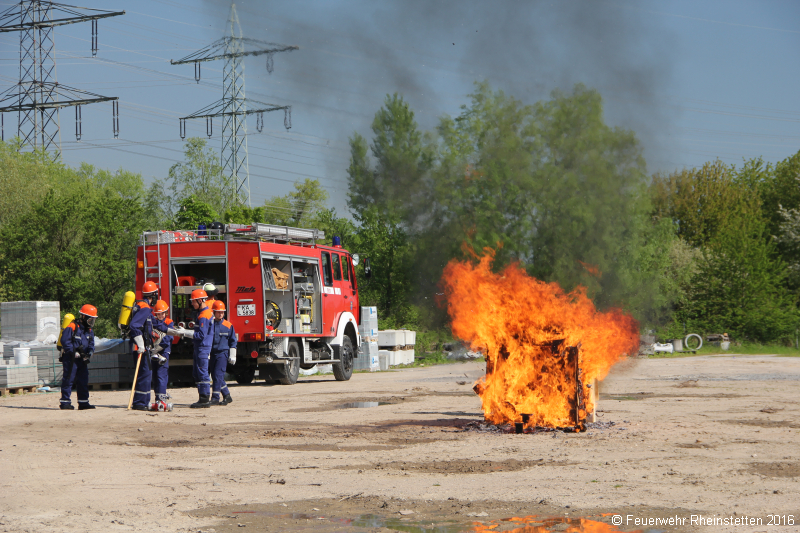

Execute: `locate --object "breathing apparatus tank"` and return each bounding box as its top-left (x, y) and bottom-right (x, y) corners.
top-left (56, 313), bottom-right (75, 350)
top-left (118, 291), bottom-right (136, 329)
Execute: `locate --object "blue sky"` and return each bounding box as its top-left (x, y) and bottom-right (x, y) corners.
top-left (1, 0), bottom-right (798, 212)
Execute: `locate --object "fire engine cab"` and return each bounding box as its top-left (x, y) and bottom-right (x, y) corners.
top-left (134, 223), bottom-right (363, 385)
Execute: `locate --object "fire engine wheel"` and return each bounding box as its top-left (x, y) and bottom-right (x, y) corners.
top-left (235, 366), bottom-right (256, 385)
top-left (333, 335), bottom-right (355, 381)
top-left (274, 340), bottom-right (300, 385)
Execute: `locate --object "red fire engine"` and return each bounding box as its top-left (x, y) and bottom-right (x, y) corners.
top-left (134, 223), bottom-right (364, 385)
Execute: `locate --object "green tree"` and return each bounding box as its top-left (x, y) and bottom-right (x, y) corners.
top-left (351, 208), bottom-right (415, 327)
top-left (174, 196), bottom-right (219, 230)
top-left (346, 94), bottom-right (433, 325)
top-left (311, 208), bottom-right (357, 248)
top-left (760, 150), bottom-right (800, 238)
top-left (0, 141), bottom-right (56, 226)
top-left (681, 201), bottom-right (796, 342)
top-left (168, 137), bottom-right (240, 217)
top-left (223, 204), bottom-right (265, 225)
top-left (0, 189), bottom-right (89, 308)
top-left (264, 178), bottom-right (329, 227)
top-left (424, 82), bottom-right (652, 310)
top-left (650, 160), bottom-right (756, 248)
top-left (347, 93), bottom-right (434, 220)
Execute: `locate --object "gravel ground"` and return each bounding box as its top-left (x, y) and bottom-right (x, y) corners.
top-left (0, 355), bottom-right (798, 532)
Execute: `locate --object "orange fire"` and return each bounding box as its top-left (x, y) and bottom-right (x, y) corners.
top-left (471, 517), bottom-right (642, 533)
top-left (441, 248), bottom-right (639, 429)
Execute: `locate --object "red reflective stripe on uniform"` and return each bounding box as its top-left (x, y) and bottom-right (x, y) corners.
top-left (222, 320), bottom-right (232, 328)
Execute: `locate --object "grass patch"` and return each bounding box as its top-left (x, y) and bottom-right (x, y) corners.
top-left (648, 342), bottom-right (800, 358)
top-left (411, 351), bottom-right (485, 367)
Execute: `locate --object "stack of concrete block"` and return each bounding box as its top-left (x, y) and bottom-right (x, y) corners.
top-left (0, 364), bottom-right (38, 388)
top-left (378, 329), bottom-right (416, 366)
top-left (355, 306), bottom-right (379, 371)
top-left (29, 345), bottom-right (59, 385)
top-left (89, 341), bottom-right (133, 384)
top-left (1, 355), bottom-right (38, 366)
top-left (355, 339), bottom-right (379, 371)
top-left (1, 301), bottom-right (61, 342)
top-left (358, 306), bottom-right (378, 342)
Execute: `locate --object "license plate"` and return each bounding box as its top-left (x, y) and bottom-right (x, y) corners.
top-left (237, 304), bottom-right (256, 316)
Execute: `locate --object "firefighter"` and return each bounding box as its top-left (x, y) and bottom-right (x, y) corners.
top-left (129, 282), bottom-right (179, 411)
top-left (179, 289), bottom-right (214, 408)
top-left (59, 305), bottom-right (97, 410)
top-left (150, 300), bottom-right (174, 411)
top-left (203, 283), bottom-right (218, 308)
top-left (209, 300), bottom-right (237, 406)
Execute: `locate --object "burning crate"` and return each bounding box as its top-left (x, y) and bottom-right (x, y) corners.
top-left (441, 249), bottom-right (638, 432)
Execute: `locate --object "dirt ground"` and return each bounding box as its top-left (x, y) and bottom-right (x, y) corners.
top-left (1, 354), bottom-right (799, 533)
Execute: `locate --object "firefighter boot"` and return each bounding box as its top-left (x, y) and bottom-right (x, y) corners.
top-left (78, 403), bottom-right (96, 410)
top-left (209, 397), bottom-right (221, 406)
top-left (221, 394), bottom-right (233, 406)
top-left (190, 395), bottom-right (212, 408)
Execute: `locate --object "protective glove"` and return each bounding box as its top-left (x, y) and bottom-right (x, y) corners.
top-left (167, 327), bottom-right (182, 336)
top-left (133, 335), bottom-right (146, 355)
top-left (82, 351), bottom-right (92, 363)
top-left (181, 329), bottom-right (195, 340)
top-left (228, 347), bottom-right (237, 365)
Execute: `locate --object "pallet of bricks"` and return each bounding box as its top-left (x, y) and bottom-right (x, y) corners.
top-left (89, 340), bottom-right (134, 389)
top-left (0, 300), bottom-right (60, 395)
top-left (3, 343), bottom-right (65, 386)
top-left (355, 306), bottom-right (379, 371)
top-left (0, 353), bottom-right (38, 396)
top-left (378, 330), bottom-right (416, 369)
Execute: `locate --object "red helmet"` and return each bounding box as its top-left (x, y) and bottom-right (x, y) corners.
top-left (190, 289), bottom-right (208, 301)
top-left (79, 304), bottom-right (98, 318)
top-left (153, 300), bottom-right (169, 313)
top-left (211, 301), bottom-right (226, 311)
top-left (142, 281), bottom-right (159, 295)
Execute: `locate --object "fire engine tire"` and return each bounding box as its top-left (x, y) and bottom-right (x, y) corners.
top-left (235, 366), bottom-right (256, 385)
top-left (333, 335), bottom-right (355, 381)
top-left (275, 341), bottom-right (300, 385)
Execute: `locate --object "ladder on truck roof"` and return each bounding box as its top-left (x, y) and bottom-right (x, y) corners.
top-left (141, 231), bottom-right (163, 286)
top-left (226, 223), bottom-right (325, 244)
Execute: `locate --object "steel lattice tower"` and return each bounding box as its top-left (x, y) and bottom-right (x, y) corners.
top-left (221, 6), bottom-right (248, 202)
top-left (172, 3), bottom-right (297, 206)
top-left (0, 1), bottom-right (124, 160)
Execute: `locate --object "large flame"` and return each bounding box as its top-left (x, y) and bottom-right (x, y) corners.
top-left (441, 249), bottom-right (639, 429)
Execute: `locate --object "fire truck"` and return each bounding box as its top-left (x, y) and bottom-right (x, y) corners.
top-left (134, 223), bottom-right (364, 385)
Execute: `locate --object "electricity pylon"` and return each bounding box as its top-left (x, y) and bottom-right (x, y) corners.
top-left (0, 1), bottom-right (124, 160)
top-left (172, 3), bottom-right (297, 206)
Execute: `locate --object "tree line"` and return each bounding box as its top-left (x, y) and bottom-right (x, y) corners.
top-left (1, 81), bottom-right (798, 345)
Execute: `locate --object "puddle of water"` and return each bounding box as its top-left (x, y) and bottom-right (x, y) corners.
top-left (337, 401), bottom-right (392, 409)
top-left (231, 511), bottom-right (664, 532)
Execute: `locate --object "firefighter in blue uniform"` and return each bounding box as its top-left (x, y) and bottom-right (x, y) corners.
top-left (150, 299), bottom-right (174, 411)
top-left (129, 282), bottom-right (179, 411)
top-left (179, 289), bottom-right (214, 408)
top-left (209, 300), bottom-right (237, 406)
top-left (59, 304), bottom-right (97, 410)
